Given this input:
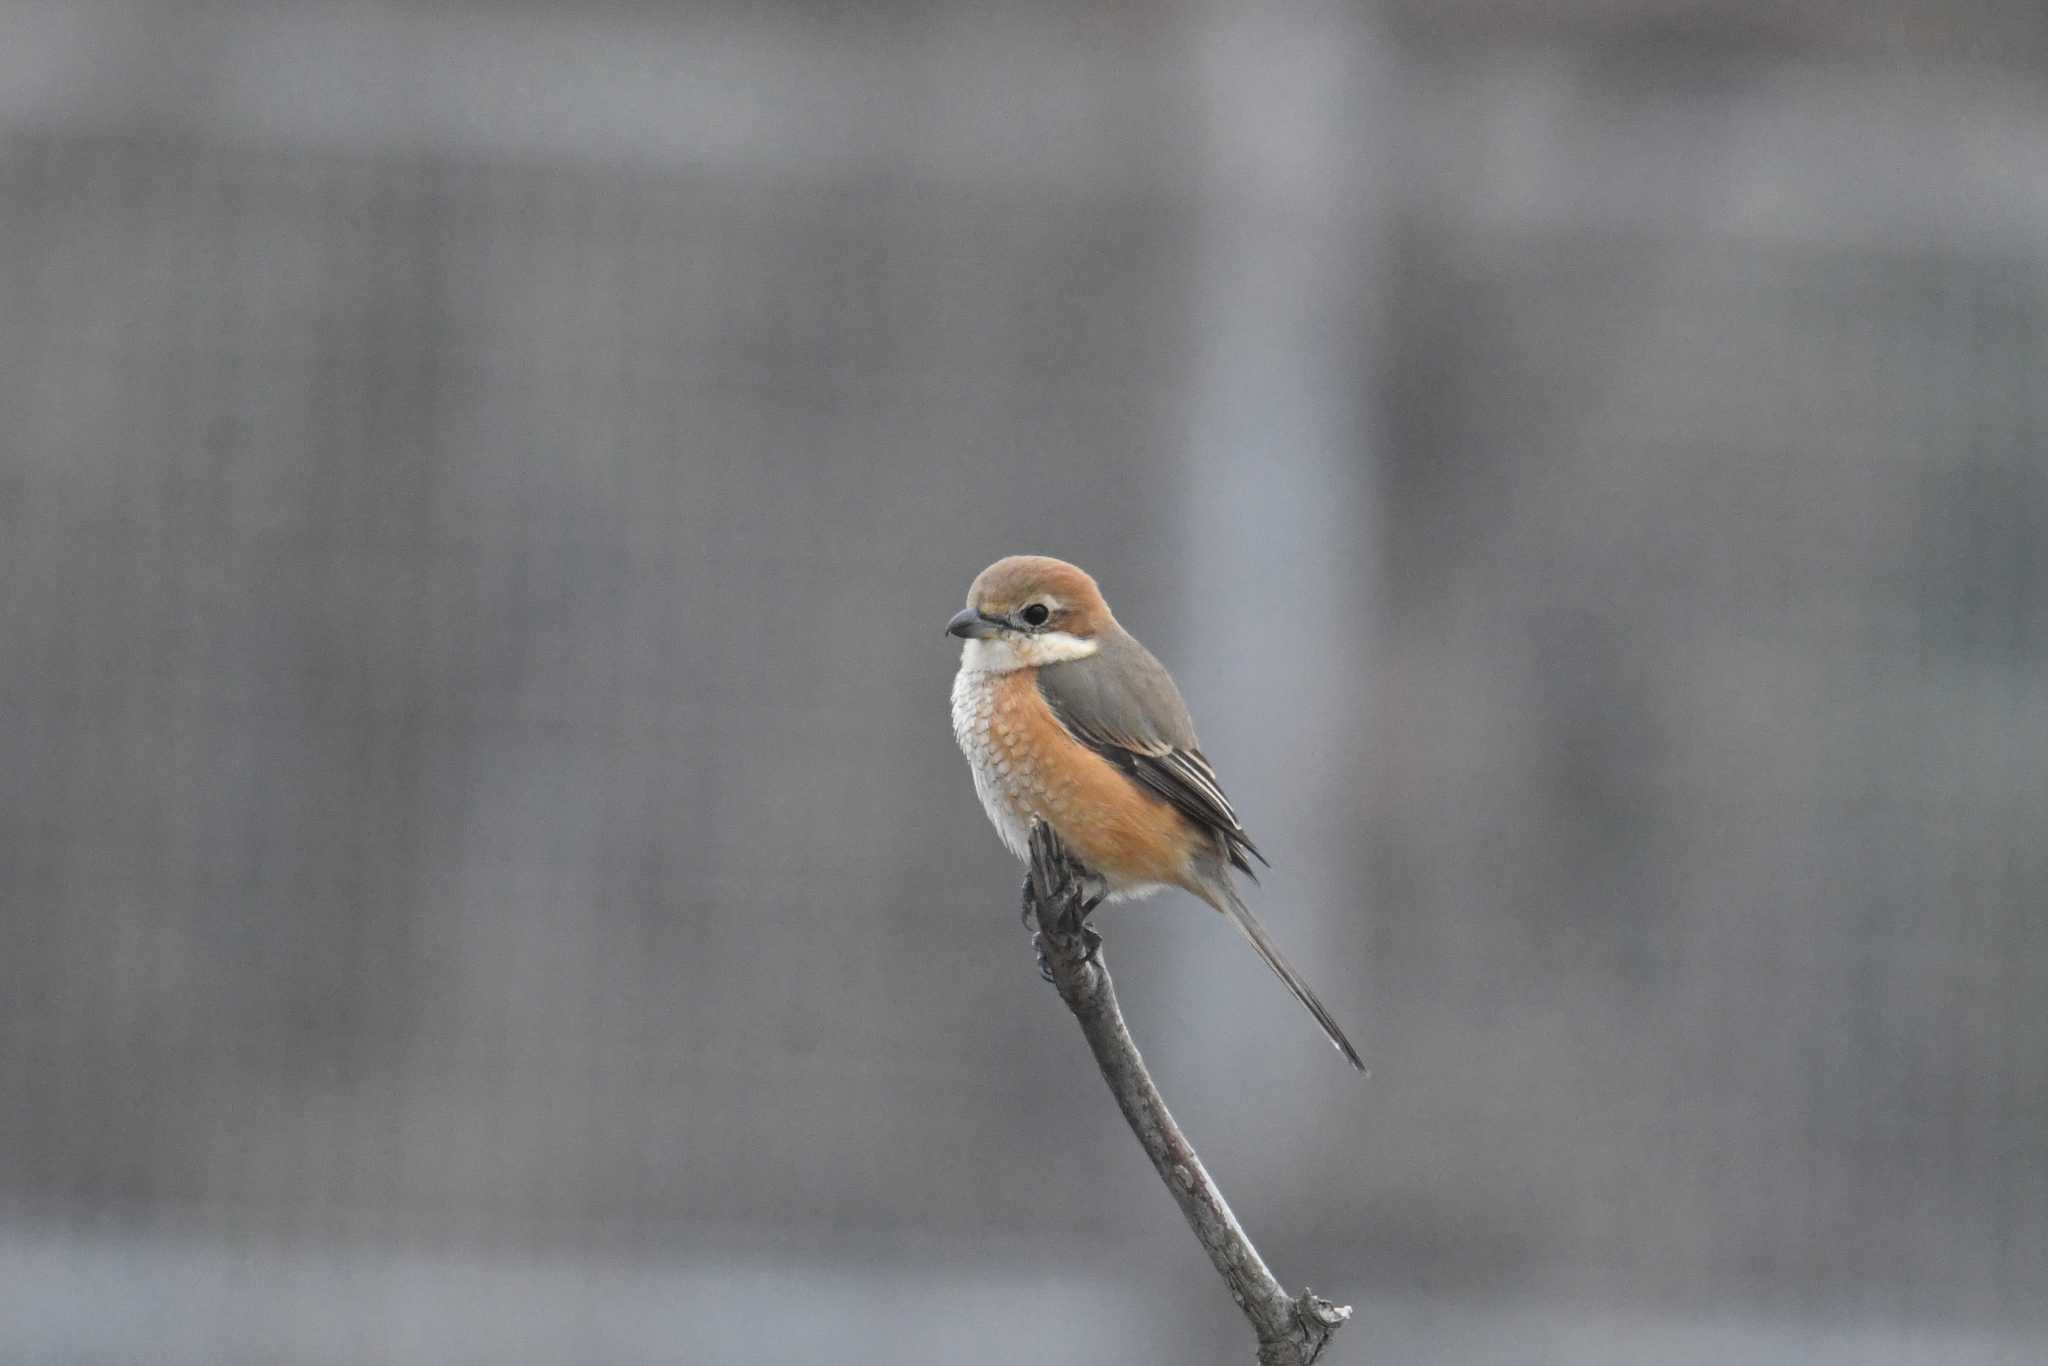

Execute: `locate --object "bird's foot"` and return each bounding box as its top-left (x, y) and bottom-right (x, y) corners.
top-left (1033, 922), bottom-right (1101, 982)
top-left (1024, 823), bottom-right (1107, 981)
top-left (1076, 921), bottom-right (1104, 963)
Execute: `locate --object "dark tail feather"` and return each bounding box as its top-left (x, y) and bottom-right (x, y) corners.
top-left (1204, 880), bottom-right (1366, 1073)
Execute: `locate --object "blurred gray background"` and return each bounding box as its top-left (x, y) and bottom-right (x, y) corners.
top-left (3, 2), bottom-right (2046, 1362)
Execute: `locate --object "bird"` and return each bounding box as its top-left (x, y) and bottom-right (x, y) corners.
top-left (946, 554), bottom-right (1364, 1070)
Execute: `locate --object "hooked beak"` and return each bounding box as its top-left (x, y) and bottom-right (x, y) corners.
top-left (945, 607), bottom-right (1002, 639)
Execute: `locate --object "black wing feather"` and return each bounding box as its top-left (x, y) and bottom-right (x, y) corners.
top-left (1123, 746), bottom-right (1268, 877)
top-left (1036, 664), bottom-right (1268, 878)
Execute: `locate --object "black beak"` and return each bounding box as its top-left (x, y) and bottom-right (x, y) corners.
top-left (945, 607), bottom-right (1002, 639)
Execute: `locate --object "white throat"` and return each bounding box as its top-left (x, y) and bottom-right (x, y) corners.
top-left (958, 631), bottom-right (1099, 673)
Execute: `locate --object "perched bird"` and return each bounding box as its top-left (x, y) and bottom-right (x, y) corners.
top-left (947, 555), bottom-right (1364, 1070)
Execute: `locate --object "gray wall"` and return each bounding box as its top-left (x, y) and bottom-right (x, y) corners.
top-left (2, 3), bottom-right (2044, 1361)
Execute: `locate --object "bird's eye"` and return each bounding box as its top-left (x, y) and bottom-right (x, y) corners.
top-left (1018, 603), bottom-right (1051, 628)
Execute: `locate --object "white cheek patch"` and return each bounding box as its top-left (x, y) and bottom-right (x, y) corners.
top-left (1014, 631), bottom-right (1099, 666)
top-left (958, 631), bottom-right (1098, 673)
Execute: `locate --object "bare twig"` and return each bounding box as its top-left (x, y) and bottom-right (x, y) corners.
top-left (1023, 823), bottom-right (1352, 1366)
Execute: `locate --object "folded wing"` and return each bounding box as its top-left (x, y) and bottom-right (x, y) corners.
top-left (1035, 636), bottom-right (1268, 878)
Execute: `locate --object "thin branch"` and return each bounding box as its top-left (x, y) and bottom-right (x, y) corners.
top-left (1023, 823), bottom-right (1351, 1366)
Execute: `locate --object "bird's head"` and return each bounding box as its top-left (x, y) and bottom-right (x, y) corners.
top-left (946, 555), bottom-right (1114, 671)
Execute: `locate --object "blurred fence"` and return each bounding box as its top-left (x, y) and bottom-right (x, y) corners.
top-left (2, 4), bottom-right (2046, 1362)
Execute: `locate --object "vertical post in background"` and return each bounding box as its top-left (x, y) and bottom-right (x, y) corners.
top-left (1168, 2), bottom-right (1390, 1112)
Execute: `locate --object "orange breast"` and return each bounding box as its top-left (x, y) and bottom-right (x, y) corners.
top-left (985, 669), bottom-right (1200, 888)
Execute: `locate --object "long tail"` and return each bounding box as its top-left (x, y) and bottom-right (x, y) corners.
top-left (1201, 879), bottom-right (1366, 1073)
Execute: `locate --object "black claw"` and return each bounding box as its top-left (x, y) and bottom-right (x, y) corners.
top-left (1022, 821), bottom-right (1110, 983)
